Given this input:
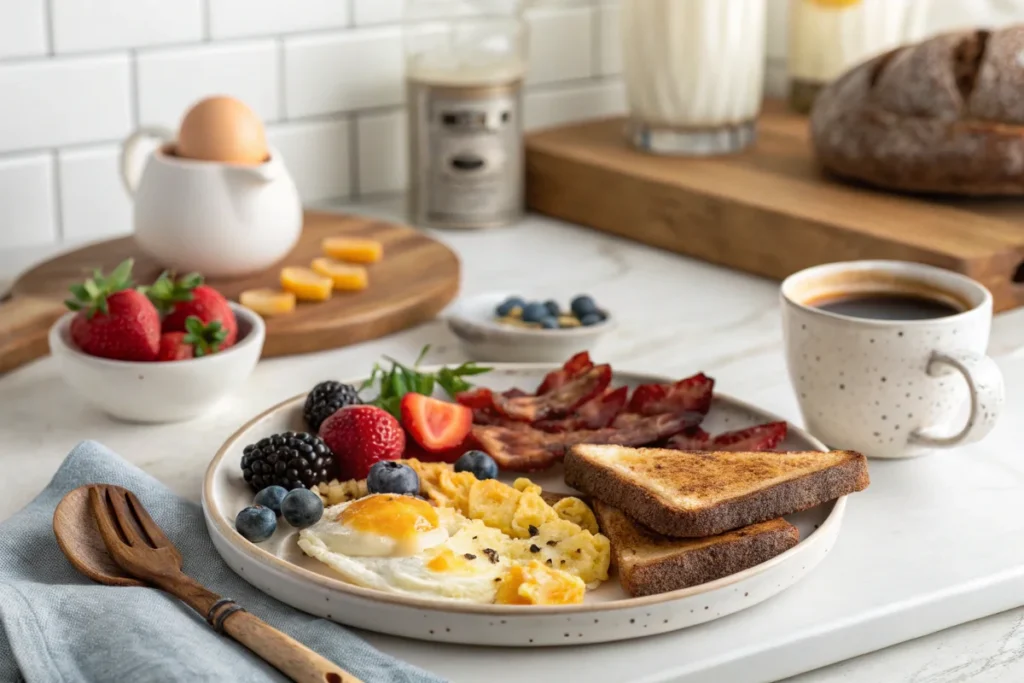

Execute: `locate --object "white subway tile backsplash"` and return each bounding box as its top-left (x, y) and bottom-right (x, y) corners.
top-left (0, 55), bottom-right (131, 153)
top-left (267, 119), bottom-right (352, 202)
top-left (137, 41), bottom-right (280, 128)
top-left (0, 4), bottom-right (48, 58)
top-left (0, 154), bottom-right (55, 249)
top-left (285, 28), bottom-right (404, 117)
top-left (525, 80), bottom-right (626, 131)
top-left (596, 1), bottom-right (622, 76)
top-left (358, 110), bottom-right (408, 195)
top-left (58, 146), bottom-right (133, 243)
top-left (353, 0), bottom-right (404, 26)
top-left (527, 6), bottom-right (594, 85)
top-left (209, 0), bottom-right (350, 39)
top-left (51, 0), bottom-right (203, 53)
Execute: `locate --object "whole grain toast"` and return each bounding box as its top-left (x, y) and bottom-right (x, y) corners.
top-left (564, 445), bottom-right (869, 538)
top-left (593, 501), bottom-right (799, 596)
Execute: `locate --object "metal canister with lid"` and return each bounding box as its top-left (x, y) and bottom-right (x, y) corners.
top-left (404, 0), bottom-right (528, 229)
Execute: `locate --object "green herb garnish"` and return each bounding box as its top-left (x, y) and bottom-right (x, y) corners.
top-left (360, 345), bottom-right (491, 418)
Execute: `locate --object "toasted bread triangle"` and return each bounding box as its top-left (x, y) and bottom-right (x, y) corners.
top-left (593, 501), bottom-right (799, 596)
top-left (565, 445), bottom-right (869, 537)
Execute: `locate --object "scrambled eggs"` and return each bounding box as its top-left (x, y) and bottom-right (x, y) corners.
top-left (305, 462), bottom-right (610, 604)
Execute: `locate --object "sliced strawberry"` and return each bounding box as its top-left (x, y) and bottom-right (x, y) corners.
top-left (495, 363), bottom-right (612, 422)
top-left (405, 434), bottom-right (478, 463)
top-left (401, 393), bottom-right (473, 453)
top-left (627, 373), bottom-right (715, 416)
top-left (536, 351), bottom-right (594, 395)
top-left (665, 426), bottom-right (712, 450)
top-left (712, 421), bottom-right (788, 451)
top-left (534, 385), bottom-right (628, 433)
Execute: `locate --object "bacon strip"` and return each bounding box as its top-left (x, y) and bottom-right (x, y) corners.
top-left (627, 373), bottom-right (715, 416)
top-left (663, 426), bottom-right (711, 450)
top-left (474, 411), bottom-right (701, 471)
top-left (493, 364), bottom-right (611, 422)
top-left (533, 386), bottom-right (628, 433)
top-left (665, 421), bottom-right (788, 452)
top-left (536, 351), bottom-right (593, 395)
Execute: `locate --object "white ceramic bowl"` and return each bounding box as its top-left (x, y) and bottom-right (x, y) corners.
top-left (446, 292), bottom-right (615, 363)
top-left (49, 303), bottom-right (265, 423)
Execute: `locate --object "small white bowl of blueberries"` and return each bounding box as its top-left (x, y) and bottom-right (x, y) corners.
top-left (447, 292), bottom-right (614, 363)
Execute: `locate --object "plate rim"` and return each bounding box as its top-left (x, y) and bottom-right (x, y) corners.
top-left (203, 362), bottom-right (846, 616)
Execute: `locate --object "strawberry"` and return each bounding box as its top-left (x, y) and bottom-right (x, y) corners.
top-left (319, 405), bottom-right (406, 480)
top-left (401, 393), bottom-right (473, 454)
top-left (143, 272), bottom-right (238, 347)
top-left (402, 434), bottom-right (476, 464)
top-left (712, 421), bottom-right (788, 451)
top-left (156, 316), bottom-right (229, 361)
top-left (65, 259), bottom-right (161, 362)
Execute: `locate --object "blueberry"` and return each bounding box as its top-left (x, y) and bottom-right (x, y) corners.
top-left (253, 485), bottom-right (288, 517)
top-left (543, 300), bottom-right (560, 317)
top-left (367, 461), bottom-right (420, 495)
top-left (521, 302), bottom-right (549, 323)
top-left (539, 316), bottom-right (559, 329)
top-left (570, 295), bottom-right (599, 318)
top-left (495, 296), bottom-right (525, 316)
top-left (454, 450), bottom-right (499, 480)
top-left (280, 489), bottom-right (324, 529)
top-left (580, 312), bottom-right (605, 326)
top-left (235, 505), bottom-right (277, 543)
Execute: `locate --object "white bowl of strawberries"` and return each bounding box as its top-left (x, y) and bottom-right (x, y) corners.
top-left (49, 259), bottom-right (265, 423)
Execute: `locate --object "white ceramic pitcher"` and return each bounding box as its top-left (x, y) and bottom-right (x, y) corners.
top-left (121, 127), bottom-right (302, 278)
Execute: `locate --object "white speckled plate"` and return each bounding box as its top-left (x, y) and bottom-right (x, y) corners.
top-left (203, 365), bottom-right (846, 647)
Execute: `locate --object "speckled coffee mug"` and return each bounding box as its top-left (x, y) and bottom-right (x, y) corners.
top-left (781, 261), bottom-right (1005, 459)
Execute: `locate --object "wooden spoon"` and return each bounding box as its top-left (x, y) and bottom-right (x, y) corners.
top-left (53, 485), bottom-right (361, 683)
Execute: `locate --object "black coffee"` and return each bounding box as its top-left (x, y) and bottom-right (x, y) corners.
top-left (813, 294), bottom-right (962, 321)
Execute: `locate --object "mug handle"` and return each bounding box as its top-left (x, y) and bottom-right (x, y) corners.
top-left (910, 350), bottom-right (1005, 448)
top-left (120, 127), bottom-right (175, 198)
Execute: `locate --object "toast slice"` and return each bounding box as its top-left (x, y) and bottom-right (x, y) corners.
top-left (593, 501), bottom-right (799, 596)
top-left (565, 445), bottom-right (869, 537)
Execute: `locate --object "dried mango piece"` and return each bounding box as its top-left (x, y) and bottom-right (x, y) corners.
top-left (280, 267), bottom-right (333, 301)
top-left (310, 257), bottom-right (369, 291)
top-left (239, 288), bottom-right (296, 316)
top-left (322, 237), bottom-right (383, 263)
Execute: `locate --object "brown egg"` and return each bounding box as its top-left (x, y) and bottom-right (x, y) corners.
top-left (176, 96), bottom-right (269, 165)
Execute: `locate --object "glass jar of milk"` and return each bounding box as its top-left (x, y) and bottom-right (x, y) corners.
top-left (788, 0), bottom-right (930, 113)
top-left (621, 0), bottom-right (767, 156)
top-left (404, 0), bottom-right (527, 229)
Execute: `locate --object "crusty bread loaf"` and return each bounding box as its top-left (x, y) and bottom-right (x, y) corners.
top-left (564, 445), bottom-right (869, 538)
top-left (593, 501), bottom-right (799, 597)
top-left (811, 28), bottom-right (1024, 195)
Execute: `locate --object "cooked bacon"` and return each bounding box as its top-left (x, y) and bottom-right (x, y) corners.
top-left (455, 387), bottom-right (495, 410)
top-left (536, 351), bottom-right (594, 395)
top-left (533, 386), bottom-right (628, 433)
top-left (494, 364), bottom-right (611, 422)
top-left (664, 426), bottom-right (712, 450)
top-left (712, 421), bottom-right (788, 451)
top-left (474, 411), bottom-right (701, 471)
top-left (626, 373), bottom-right (714, 416)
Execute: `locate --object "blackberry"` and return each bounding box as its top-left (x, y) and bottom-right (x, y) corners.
top-left (303, 381), bottom-right (361, 432)
top-left (240, 431), bottom-right (336, 493)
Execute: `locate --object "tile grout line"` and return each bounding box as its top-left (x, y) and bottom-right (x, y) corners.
top-left (277, 38), bottom-right (287, 121)
top-left (43, 0), bottom-right (56, 55)
top-left (348, 114), bottom-right (361, 199)
top-left (128, 49), bottom-right (140, 127)
top-left (202, 0), bottom-right (212, 41)
top-left (589, 3), bottom-right (601, 79)
top-left (50, 150), bottom-right (64, 243)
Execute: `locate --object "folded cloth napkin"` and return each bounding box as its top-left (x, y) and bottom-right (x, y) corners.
top-left (0, 440), bottom-right (448, 683)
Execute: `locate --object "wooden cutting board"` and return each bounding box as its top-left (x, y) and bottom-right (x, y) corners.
top-left (526, 100), bottom-right (1024, 312)
top-left (0, 211), bottom-right (460, 374)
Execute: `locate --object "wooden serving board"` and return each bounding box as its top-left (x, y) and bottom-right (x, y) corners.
top-left (0, 211), bottom-right (460, 374)
top-left (526, 100), bottom-right (1024, 312)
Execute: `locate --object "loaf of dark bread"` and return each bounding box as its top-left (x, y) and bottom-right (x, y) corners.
top-left (811, 28), bottom-right (1024, 196)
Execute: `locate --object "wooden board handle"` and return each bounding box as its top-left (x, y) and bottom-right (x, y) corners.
top-left (223, 610), bottom-right (363, 683)
top-left (0, 297), bottom-right (65, 374)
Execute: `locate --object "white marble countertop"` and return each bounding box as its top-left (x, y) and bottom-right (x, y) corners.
top-left (2, 197), bottom-right (1024, 683)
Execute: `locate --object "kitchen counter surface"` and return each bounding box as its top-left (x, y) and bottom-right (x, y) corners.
top-left (2, 197), bottom-right (1024, 683)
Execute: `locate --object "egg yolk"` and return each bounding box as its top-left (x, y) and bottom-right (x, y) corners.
top-left (425, 548), bottom-right (476, 574)
top-left (495, 561), bottom-right (586, 605)
top-left (338, 494), bottom-right (439, 540)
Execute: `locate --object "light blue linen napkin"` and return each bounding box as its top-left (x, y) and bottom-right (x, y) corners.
top-left (0, 440), bottom-right (447, 683)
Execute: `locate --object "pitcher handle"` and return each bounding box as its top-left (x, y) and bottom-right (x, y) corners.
top-left (909, 350), bottom-right (1005, 448)
top-left (120, 127), bottom-right (175, 198)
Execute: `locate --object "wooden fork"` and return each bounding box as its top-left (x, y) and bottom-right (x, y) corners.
top-left (88, 485), bottom-right (361, 683)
